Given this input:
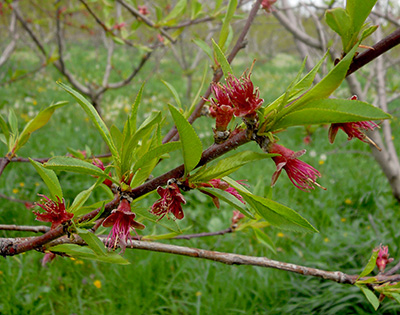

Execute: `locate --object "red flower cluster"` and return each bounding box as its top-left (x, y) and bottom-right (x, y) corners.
top-left (103, 199), bottom-right (145, 252)
top-left (207, 69), bottom-right (263, 131)
top-left (138, 5), bottom-right (149, 16)
top-left (329, 96), bottom-right (379, 147)
top-left (151, 183), bottom-right (186, 220)
top-left (375, 245), bottom-right (394, 273)
top-left (231, 210), bottom-right (245, 226)
top-left (33, 195), bottom-right (73, 229)
top-left (270, 144), bottom-right (325, 191)
top-left (209, 83), bottom-right (235, 131)
top-left (225, 73), bottom-right (264, 118)
top-left (261, 0), bottom-right (277, 13)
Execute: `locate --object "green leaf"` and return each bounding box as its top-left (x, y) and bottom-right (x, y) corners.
top-left (357, 250), bottom-right (379, 280)
top-left (199, 187), bottom-right (255, 219)
top-left (14, 102), bottom-right (68, 153)
top-left (133, 142), bottom-right (181, 173)
top-left (130, 82), bottom-right (145, 132)
top-left (236, 191), bottom-right (318, 233)
top-left (190, 0), bottom-right (202, 19)
top-left (212, 38), bottom-right (233, 76)
top-left (48, 244), bottom-right (129, 264)
top-left (193, 38), bottom-right (213, 62)
top-left (162, 80), bottom-right (181, 108)
top-left (356, 277), bottom-right (378, 285)
top-left (120, 111), bottom-right (161, 177)
top-left (218, 0), bottom-right (237, 50)
top-left (133, 206), bottom-right (181, 233)
top-left (263, 51), bottom-right (328, 119)
top-left (190, 151), bottom-right (275, 183)
top-left (357, 285), bottom-right (380, 311)
top-left (294, 50), bottom-right (329, 92)
top-left (168, 104), bottom-right (202, 176)
top-left (0, 114), bottom-right (10, 144)
top-left (252, 227), bottom-right (276, 254)
top-left (0, 134), bottom-right (7, 146)
top-left (161, 0), bottom-right (187, 22)
top-left (110, 125), bottom-right (123, 151)
top-left (347, 0), bottom-right (377, 34)
top-left (325, 8), bottom-right (352, 50)
top-left (361, 25), bottom-right (378, 41)
top-left (77, 228), bottom-right (107, 256)
top-left (130, 142), bottom-right (181, 187)
top-left (69, 179), bottom-right (102, 213)
top-left (390, 293), bottom-right (400, 304)
top-left (57, 82), bottom-right (118, 159)
top-left (186, 62), bottom-right (209, 117)
top-left (8, 109), bottom-right (18, 137)
top-left (45, 156), bottom-right (113, 180)
top-left (66, 147), bottom-right (86, 159)
top-left (273, 99), bottom-right (391, 130)
top-left (29, 159), bottom-right (63, 199)
top-left (277, 43), bottom-right (359, 119)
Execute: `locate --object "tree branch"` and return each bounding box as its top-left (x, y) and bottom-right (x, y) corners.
top-left (41, 235), bottom-right (400, 286)
top-left (0, 7), bottom-right (18, 67)
top-left (347, 28), bottom-right (400, 76)
top-left (0, 193), bottom-right (33, 205)
top-left (0, 224), bottom-right (50, 233)
top-left (116, 0), bottom-right (176, 43)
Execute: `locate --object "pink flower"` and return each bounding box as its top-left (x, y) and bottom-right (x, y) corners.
top-left (92, 158), bottom-right (113, 188)
top-left (328, 96), bottom-right (379, 146)
top-left (42, 252), bottom-right (56, 267)
top-left (208, 83), bottom-right (234, 131)
top-left (261, 0), bottom-right (277, 13)
top-left (157, 34), bottom-right (165, 43)
top-left (113, 22), bottom-right (127, 30)
top-left (138, 5), bottom-right (149, 16)
top-left (199, 179), bottom-right (245, 208)
top-left (151, 183), bottom-right (186, 220)
top-left (232, 210), bottom-right (245, 225)
top-left (269, 144), bottom-right (325, 191)
top-left (103, 199), bottom-right (145, 252)
top-left (33, 195), bottom-right (73, 229)
top-left (225, 72), bottom-right (263, 118)
top-left (375, 245), bottom-right (394, 273)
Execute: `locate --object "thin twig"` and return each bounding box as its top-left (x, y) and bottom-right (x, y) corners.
top-left (0, 224), bottom-right (50, 233)
top-left (0, 193), bottom-right (33, 205)
top-left (40, 235), bottom-right (400, 286)
top-left (79, 0), bottom-right (134, 47)
top-left (117, 0), bottom-right (176, 43)
top-left (171, 228), bottom-right (233, 240)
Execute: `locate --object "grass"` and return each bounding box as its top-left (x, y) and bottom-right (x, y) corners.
top-left (1, 43), bottom-right (400, 314)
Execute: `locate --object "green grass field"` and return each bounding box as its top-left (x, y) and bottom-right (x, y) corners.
top-left (1, 44), bottom-right (400, 314)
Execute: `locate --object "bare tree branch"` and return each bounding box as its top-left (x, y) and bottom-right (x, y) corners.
top-left (0, 193), bottom-right (33, 205)
top-left (37, 235), bottom-right (400, 286)
top-left (116, 0), bottom-right (176, 43)
top-left (272, 7), bottom-right (322, 50)
top-left (0, 7), bottom-right (18, 67)
top-left (0, 224), bottom-right (50, 233)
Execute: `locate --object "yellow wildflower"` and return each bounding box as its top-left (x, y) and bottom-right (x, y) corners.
top-left (344, 198), bottom-right (352, 205)
top-left (94, 280), bottom-right (102, 289)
